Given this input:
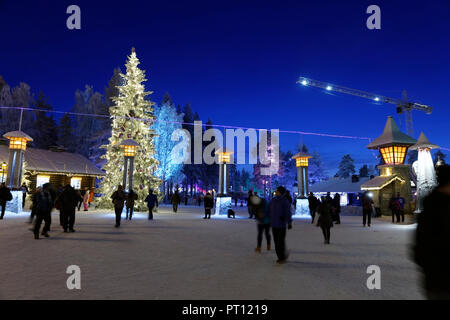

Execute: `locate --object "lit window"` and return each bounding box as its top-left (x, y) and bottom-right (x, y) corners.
top-left (36, 175), bottom-right (50, 188)
top-left (71, 177), bottom-right (82, 189)
top-left (122, 145), bottom-right (138, 157)
top-left (296, 157), bottom-right (309, 167)
top-left (380, 146), bottom-right (407, 165)
top-left (9, 137), bottom-right (28, 150)
top-left (218, 152), bottom-right (231, 164)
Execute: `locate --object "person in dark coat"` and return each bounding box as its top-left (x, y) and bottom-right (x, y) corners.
top-left (203, 192), bottom-right (214, 219)
top-left (28, 186), bottom-right (41, 224)
top-left (362, 192), bottom-right (374, 227)
top-left (318, 196), bottom-right (333, 244)
top-left (111, 185), bottom-right (126, 227)
top-left (414, 165), bottom-right (450, 299)
top-left (126, 189), bottom-right (138, 220)
top-left (268, 186), bottom-right (292, 264)
top-left (0, 182), bottom-right (12, 219)
top-left (77, 189), bottom-right (86, 211)
top-left (56, 184), bottom-right (81, 232)
top-left (396, 192), bottom-right (406, 223)
top-left (389, 194), bottom-right (401, 223)
top-left (332, 193), bottom-right (341, 224)
top-left (255, 195), bottom-right (271, 252)
top-left (308, 192), bottom-right (318, 224)
top-left (145, 189), bottom-right (158, 220)
top-left (33, 183), bottom-right (53, 239)
top-left (171, 191), bottom-right (181, 213)
top-left (20, 182), bottom-right (28, 209)
top-left (247, 190), bottom-right (254, 219)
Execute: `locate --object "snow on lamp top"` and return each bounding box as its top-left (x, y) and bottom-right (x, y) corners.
top-left (120, 139), bottom-right (140, 157)
top-left (3, 130), bottom-right (33, 151)
top-left (292, 152), bottom-right (312, 167)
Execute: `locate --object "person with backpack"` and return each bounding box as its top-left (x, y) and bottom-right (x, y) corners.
top-left (254, 194), bottom-right (271, 253)
top-left (0, 182), bottom-right (12, 219)
top-left (145, 189), bottom-right (158, 220)
top-left (126, 189), bottom-right (138, 220)
top-left (318, 196), bottom-right (334, 244)
top-left (34, 183), bottom-right (53, 239)
top-left (111, 185), bottom-right (126, 227)
top-left (362, 192), bottom-right (374, 227)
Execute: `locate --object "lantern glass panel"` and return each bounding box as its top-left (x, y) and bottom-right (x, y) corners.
top-left (9, 137), bottom-right (27, 150)
top-left (122, 145), bottom-right (137, 157)
top-left (296, 157), bottom-right (309, 167)
top-left (219, 152), bottom-right (230, 163)
top-left (380, 146), bottom-right (407, 165)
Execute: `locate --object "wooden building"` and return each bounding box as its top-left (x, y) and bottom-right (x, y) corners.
top-left (0, 144), bottom-right (105, 191)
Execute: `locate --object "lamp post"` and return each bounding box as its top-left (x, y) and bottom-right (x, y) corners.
top-left (291, 152), bottom-right (312, 217)
top-left (120, 139), bottom-right (139, 192)
top-left (215, 148), bottom-right (233, 215)
top-left (3, 131), bottom-right (33, 189)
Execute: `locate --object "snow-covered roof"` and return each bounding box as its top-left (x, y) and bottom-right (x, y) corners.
top-left (309, 177), bottom-right (371, 193)
top-left (361, 175), bottom-right (405, 190)
top-left (367, 116), bottom-right (416, 149)
top-left (0, 145), bottom-right (105, 176)
top-left (409, 132), bottom-right (439, 150)
top-left (2, 130), bottom-right (33, 141)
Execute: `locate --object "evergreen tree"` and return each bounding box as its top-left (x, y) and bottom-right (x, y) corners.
top-left (359, 164), bottom-right (369, 177)
top-left (336, 154), bottom-right (356, 178)
top-left (308, 151), bottom-right (327, 183)
top-left (99, 48), bottom-right (160, 210)
top-left (153, 92), bottom-right (184, 197)
top-left (57, 113), bottom-right (75, 151)
top-left (33, 92), bottom-right (57, 149)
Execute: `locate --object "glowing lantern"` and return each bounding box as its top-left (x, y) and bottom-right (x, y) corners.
top-left (292, 152), bottom-right (312, 198)
top-left (3, 131), bottom-right (33, 151)
top-left (120, 139), bottom-right (139, 157)
top-left (120, 139), bottom-right (139, 192)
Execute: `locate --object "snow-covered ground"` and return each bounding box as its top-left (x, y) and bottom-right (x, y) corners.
top-left (0, 205), bottom-right (424, 299)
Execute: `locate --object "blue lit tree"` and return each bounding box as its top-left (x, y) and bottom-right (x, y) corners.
top-left (152, 93), bottom-right (185, 197)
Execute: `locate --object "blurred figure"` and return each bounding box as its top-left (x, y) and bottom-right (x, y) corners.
top-left (88, 188), bottom-right (95, 207)
top-left (414, 165), bottom-right (450, 299)
top-left (268, 186), bottom-right (292, 264)
top-left (145, 189), bottom-right (158, 220)
top-left (56, 184), bottom-right (81, 232)
top-left (308, 192), bottom-right (318, 224)
top-left (396, 192), bottom-right (406, 222)
top-left (78, 189), bottom-right (86, 211)
top-left (248, 191), bottom-right (258, 219)
top-left (34, 183), bottom-right (53, 239)
top-left (126, 189), bottom-right (138, 220)
top-left (389, 194), bottom-right (401, 223)
top-left (28, 186), bottom-right (41, 224)
top-left (171, 190), bottom-right (181, 213)
top-left (318, 196), bottom-right (333, 244)
top-left (82, 188), bottom-right (89, 211)
top-left (203, 192), bottom-right (214, 219)
top-left (111, 185), bottom-right (126, 227)
top-left (332, 193), bottom-right (341, 224)
top-left (0, 182), bottom-right (12, 219)
top-left (20, 182), bottom-right (28, 209)
top-left (254, 194), bottom-right (271, 253)
top-left (362, 192), bottom-right (374, 227)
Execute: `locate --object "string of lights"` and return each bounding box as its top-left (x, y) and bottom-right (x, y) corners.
top-left (0, 106), bottom-right (449, 151)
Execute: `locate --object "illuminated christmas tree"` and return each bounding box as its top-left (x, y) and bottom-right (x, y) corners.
top-left (98, 48), bottom-right (160, 210)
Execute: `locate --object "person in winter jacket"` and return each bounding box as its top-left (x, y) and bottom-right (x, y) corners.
top-left (126, 189), bottom-right (138, 220)
top-left (332, 193), bottom-right (341, 224)
top-left (20, 182), bottom-right (28, 209)
top-left (0, 182), bottom-right (12, 219)
top-left (268, 186), bottom-right (292, 264)
top-left (56, 184), bottom-right (82, 232)
top-left (111, 185), bottom-right (126, 227)
top-left (308, 192), bottom-right (318, 224)
top-left (82, 188), bottom-right (89, 211)
top-left (203, 192), bottom-right (214, 219)
top-left (171, 191), bottom-right (181, 213)
top-left (318, 196), bottom-right (334, 244)
top-left (28, 186), bottom-right (41, 224)
top-left (414, 165), bottom-right (450, 299)
top-left (254, 194), bottom-right (271, 253)
top-left (88, 188), bottom-right (94, 207)
top-left (77, 189), bottom-right (86, 211)
top-left (145, 189), bottom-right (158, 220)
top-left (362, 192), bottom-right (374, 227)
top-left (34, 183), bottom-right (53, 239)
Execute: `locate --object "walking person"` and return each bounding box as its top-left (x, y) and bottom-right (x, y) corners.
top-left (362, 192), bottom-right (374, 227)
top-left (0, 182), bottom-right (12, 219)
top-left (126, 189), bottom-right (138, 220)
top-left (332, 193), bottom-right (341, 224)
top-left (396, 192), bottom-right (406, 223)
top-left (171, 190), bottom-right (181, 213)
top-left (145, 189), bottom-right (158, 220)
top-left (33, 183), bottom-right (53, 239)
top-left (268, 186), bottom-right (292, 264)
top-left (203, 192), bottom-right (214, 219)
top-left (254, 195), bottom-right (271, 253)
top-left (77, 189), bottom-right (85, 211)
top-left (82, 188), bottom-right (89, 211)
top-left (318, 196), bottom-right (333, 244)
top-left (20, 182), bottom-right (28, 209)
top-left (111, 185), bottom-right (126, 227)
top-left (389, 194), bottom-right (401, 223)
top-left (88, 188), bottom-right (94, 207)
top-left (56, 184), bottom-right (81, 232)
top-left (28, 187), bottom-right (41, 224)
top-left (308, 192), bottom-right (318, 224)
top-left (414, 165), bottom-right (450, 299)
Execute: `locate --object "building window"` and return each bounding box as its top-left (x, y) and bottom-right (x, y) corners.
top-left (36, 175), bottom-right (50, 188)
top-left (71, 177), bottom-right (82, 189)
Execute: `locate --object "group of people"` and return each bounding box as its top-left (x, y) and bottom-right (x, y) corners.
top-left (389, 192), bottom-right (406, 223)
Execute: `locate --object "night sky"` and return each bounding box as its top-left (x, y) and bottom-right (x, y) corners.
top-left (1, 0), bottom-right (449, 174)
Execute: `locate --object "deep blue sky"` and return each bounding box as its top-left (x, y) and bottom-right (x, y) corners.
top-left (1, 0), bottom-right (449, 173)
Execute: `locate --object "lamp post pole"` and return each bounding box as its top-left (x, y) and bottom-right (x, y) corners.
top-left (120, 139), bottom-right (139, 192)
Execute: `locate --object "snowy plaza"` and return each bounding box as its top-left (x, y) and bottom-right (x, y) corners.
top-left (0, 205), bottom-right (423, 300)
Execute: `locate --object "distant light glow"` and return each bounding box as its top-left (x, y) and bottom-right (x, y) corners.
top-left (326, 85), bottom-right (332, 91)
top-left (374, 97), bottom-right (380, 101)
top-left (301, 79), bottom-right (308, 86)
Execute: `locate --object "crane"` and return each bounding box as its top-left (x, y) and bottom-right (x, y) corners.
top-left (296, 77), bottom-right (433, 136)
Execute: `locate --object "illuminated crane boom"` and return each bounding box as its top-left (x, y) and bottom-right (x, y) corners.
top-left (296, 77), bottom-right (433, 136)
